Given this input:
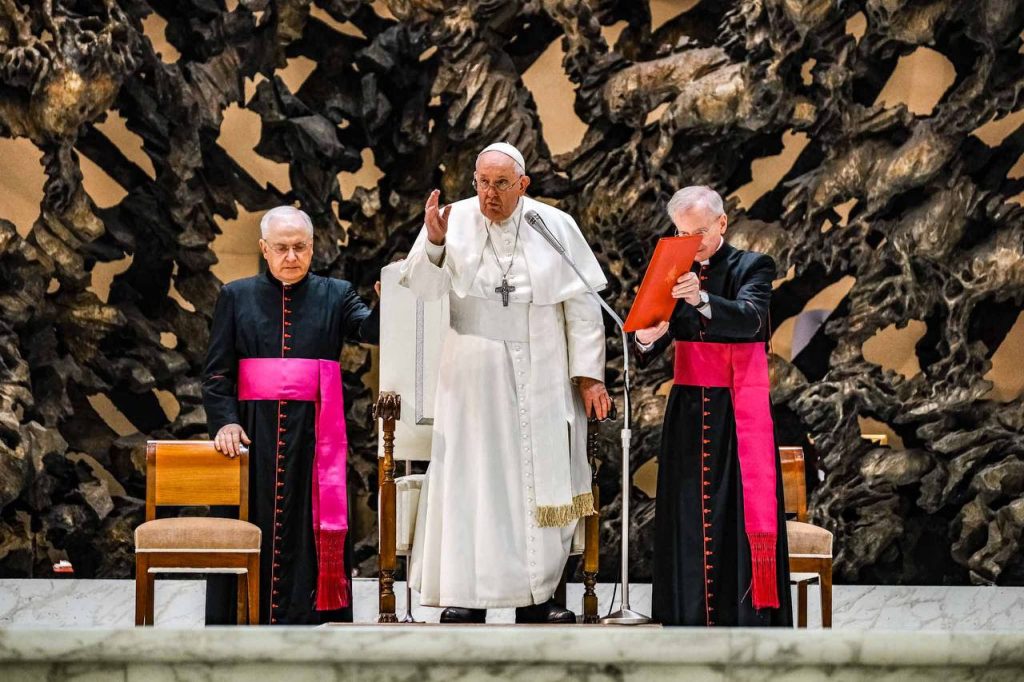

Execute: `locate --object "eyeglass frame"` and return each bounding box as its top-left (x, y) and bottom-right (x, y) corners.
top-left (262, 240), bottom-right (312, 256)
top-left (472, 174), bottom-right (524, 194)
top-left (674, 215), bottom-right (726, 238)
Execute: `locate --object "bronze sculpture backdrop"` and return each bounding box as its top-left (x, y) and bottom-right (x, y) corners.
top-left (1, 0), bottom-right (1023, 588)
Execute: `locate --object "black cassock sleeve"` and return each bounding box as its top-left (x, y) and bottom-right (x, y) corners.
top-left (703, 254), bottom-right (775, 339)
top-left (631, 299), bottom-right (700, 367)
top-left (632, 331), bottom-right (672, 369)
top-left (339, 282), bottom-right (380, 344)
top-left (202, 286), bottom-right (240, 436)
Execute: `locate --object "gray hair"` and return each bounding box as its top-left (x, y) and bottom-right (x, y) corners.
top-left (666, 186), bottom-right (725, 220)
top-left (260, 206), bottom-right (314, 239)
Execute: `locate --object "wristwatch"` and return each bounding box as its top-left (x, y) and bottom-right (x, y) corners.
top-left (695, 290), bottom-right (710, 312)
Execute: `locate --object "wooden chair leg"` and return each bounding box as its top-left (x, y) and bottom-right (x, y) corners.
top-left (821, 561), bottom-right (833, 629)
top-left (375, 392), bottom-right (400, 623)
top-left (144, 570), bottom-right (156, 626)
top-left (797, 581), bottom-right (808, 628)
top-left (135, 555), bottom-right (148, 626)
top-left (582, 496), bottom-right (600, 624)
top-left (237, 571), bottom-right (248, 624)
top-left (247, 553), bottom-right (260, 625)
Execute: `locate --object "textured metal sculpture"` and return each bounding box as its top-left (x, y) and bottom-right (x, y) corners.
top-left (1, 0), bottom-right (1022, 587)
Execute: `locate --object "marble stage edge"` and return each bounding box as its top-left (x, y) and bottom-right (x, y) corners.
top-left (5, 580), bottom-right (1024, 680)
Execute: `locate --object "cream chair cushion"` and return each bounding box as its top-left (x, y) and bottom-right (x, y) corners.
top-left (396, 474), bottom-right (425, 556)
top-left (786, 520), bottom-right (833, 558)
top-left (135, 517), bottom-right (260, 552)
top-left (570, 518), bottom-right (585, 556)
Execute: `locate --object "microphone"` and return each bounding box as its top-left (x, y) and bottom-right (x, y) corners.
top-left (524, 207), bottom-right (647, 626)
top-left (525, 210), bottom-right (567, 255)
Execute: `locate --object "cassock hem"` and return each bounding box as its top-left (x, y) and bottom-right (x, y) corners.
top-left (417, 591), bottom-right (558, 609)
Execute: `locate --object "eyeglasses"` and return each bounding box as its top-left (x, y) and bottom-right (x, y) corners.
top-left (266, 242), bottom-right (311, 256)
top-left (472, 176), bottom-right (521, 193)
top-left (676, 224), bottom-right (716, 237)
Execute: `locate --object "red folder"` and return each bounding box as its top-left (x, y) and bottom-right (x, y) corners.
top-left (623, 235), bottom-right (703, 332)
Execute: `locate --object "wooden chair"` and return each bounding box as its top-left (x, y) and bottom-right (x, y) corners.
top-left (134, 441), bottom-right (260, 626)
top-left (375, 392), bottom-right (604, 623)
top-left (779, 446), bottom-right (834, 628)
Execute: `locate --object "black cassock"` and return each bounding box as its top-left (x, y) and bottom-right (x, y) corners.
top-left (202, 271), bottom-right (378, 625)
top-left (636, 242), bottom-right (792, 627)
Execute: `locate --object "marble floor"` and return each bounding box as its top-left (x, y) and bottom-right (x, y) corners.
top-left (2, 578), bottom-right (1024, 630)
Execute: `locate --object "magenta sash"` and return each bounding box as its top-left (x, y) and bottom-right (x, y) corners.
top-left (238, 358), bottom-right (349, 610)
top-left (674, 341), bottom-right (779, 610)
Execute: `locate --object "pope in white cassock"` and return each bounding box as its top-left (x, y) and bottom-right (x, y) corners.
top-left (400, 142), bottom-right (612, 624)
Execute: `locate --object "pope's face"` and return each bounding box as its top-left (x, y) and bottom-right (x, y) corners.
top-left (259, 218), bottom-right (314, 284)
top-left (672, 205), bottom-right (727, 261)
top-left (475, 152), bottom-right (530, 222)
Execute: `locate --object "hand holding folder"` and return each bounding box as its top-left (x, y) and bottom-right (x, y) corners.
top-left (623, 235), bottom-right (703, 333)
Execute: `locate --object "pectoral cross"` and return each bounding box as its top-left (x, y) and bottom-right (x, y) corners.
top-left (495, 278), bottom-right (516, 307)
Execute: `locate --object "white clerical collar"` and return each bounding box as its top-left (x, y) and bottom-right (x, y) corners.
top-left (699, 236), bottom-right (725, 266)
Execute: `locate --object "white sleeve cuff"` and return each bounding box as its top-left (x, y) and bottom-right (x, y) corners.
top-left (424, 240), bottom-right (445, 265)
top-left (635, 337), bottom-right (656, 352)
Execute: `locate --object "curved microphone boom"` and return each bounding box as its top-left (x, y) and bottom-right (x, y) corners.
top-left (524, 210), bottom-right (566, 255)
top-left (524, 209), bottom-right (649, 626)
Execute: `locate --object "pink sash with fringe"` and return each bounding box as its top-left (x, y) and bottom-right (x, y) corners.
top-left (238, 357), bottom-right (349, 610)
top-left (674, 341), bottom-right (779, 610)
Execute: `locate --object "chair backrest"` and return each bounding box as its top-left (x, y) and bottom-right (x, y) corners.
top-left (145, 441), bottom-right (248, 522)
top-left (376, 261), bottom-right (447, 462)
top-left (779, 446), bottom-right (807, 522)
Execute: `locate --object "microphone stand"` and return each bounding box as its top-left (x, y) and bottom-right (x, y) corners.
top-left (400, 459), bottom-right (418, 623)
top-left (526, 212), bottom-right (649, 626)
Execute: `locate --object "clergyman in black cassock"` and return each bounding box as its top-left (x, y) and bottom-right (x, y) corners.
top-left (635, 187), bottom-right (792, 627)
top-left (202, 206), bottom-right (379, 625)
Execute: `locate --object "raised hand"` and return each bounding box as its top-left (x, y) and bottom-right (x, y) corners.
top-left (425, 189), bottom-right (452, 245)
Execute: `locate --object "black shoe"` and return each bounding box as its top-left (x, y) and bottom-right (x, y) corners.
top-left (440, 607), bottom-right (486, 624)
top-left (515, 599), bottom-right (576, 624)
